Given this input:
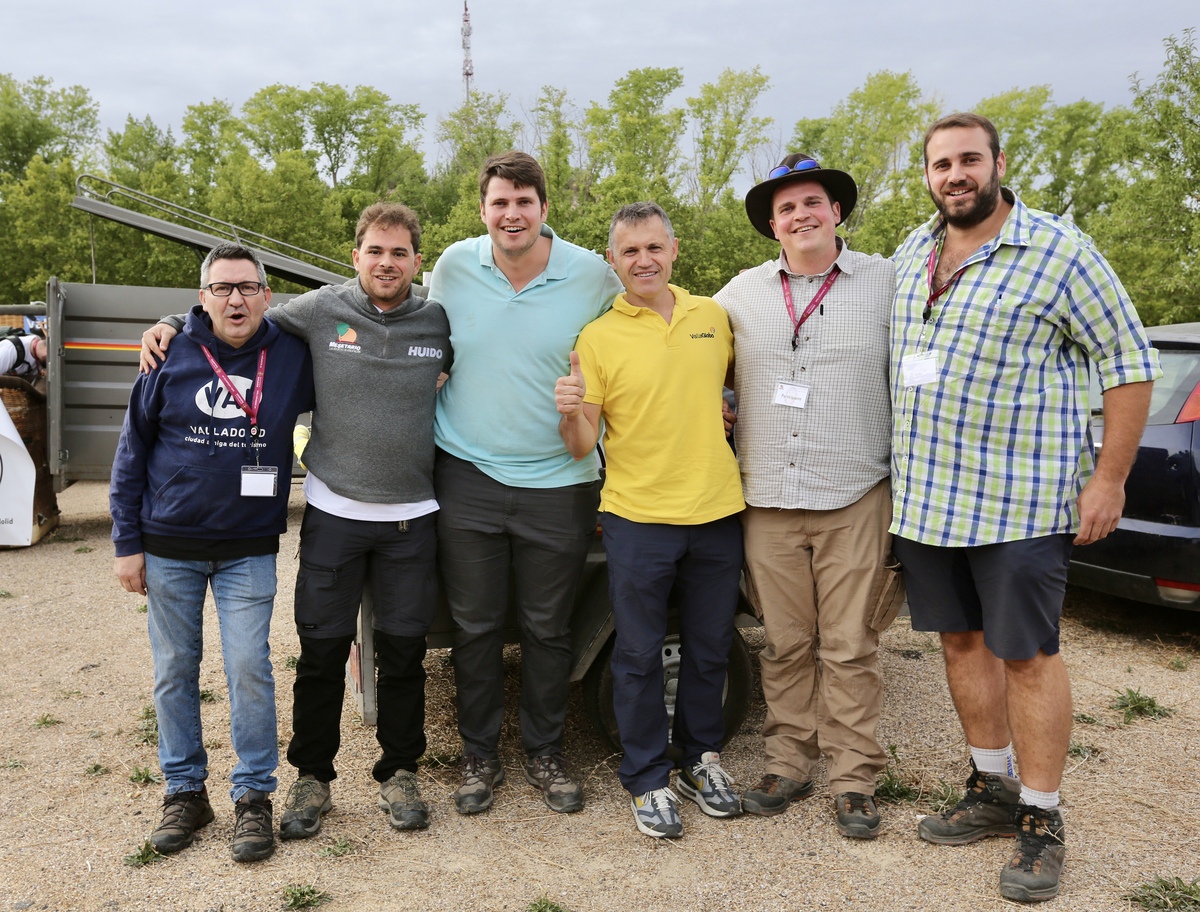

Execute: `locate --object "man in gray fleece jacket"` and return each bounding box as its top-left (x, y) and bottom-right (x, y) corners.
top-left (142, 203), bottom-right (450, 838)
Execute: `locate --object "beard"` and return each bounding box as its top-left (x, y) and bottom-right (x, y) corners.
top-left (931, 166), bottom-right (1002, 229)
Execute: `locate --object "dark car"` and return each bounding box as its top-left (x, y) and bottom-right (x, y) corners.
top-left (1069, 322), bottom-right (1200, 609)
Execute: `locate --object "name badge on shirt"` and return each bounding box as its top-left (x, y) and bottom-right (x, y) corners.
top-left (901, 351), bottom-right (940, 387)
top-left (241, 465), bottom-right (278, 497)
top-left (774, 380), bottom-right (810, 409)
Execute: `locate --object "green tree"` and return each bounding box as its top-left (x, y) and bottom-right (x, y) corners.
top-left (686, 67), bottom-right (773, 213)
top-left (0, 75), bottom-right (98, 178)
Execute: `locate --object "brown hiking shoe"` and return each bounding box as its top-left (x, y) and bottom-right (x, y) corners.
top-left (231, 789), bottom-right (275, 863)
top-left (280, 775), bottom-right (332, 840)
top-left (999, 805), bottom-right (1066, 902)
top-left (834, 792), bottom-right (881, 839)
top-left (742, 773), bottom-right (815, 817)
top-left (378, 770), bottom-right (430, 830)
top-left (150, 787), bottom-right (214, 854)
top-left (524, 752), bottom-right (583, 813)
top-left (454, 755), bottom-right (505, 815)
top-left (919, 760), bottom-right (1021, 845)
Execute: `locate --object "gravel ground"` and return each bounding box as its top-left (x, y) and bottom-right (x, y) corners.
top-left (0, 481), bottom-right (1198, 912)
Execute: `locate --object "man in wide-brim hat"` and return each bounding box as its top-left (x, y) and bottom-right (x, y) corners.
top-left (714, 153), bottom-right (902, 840)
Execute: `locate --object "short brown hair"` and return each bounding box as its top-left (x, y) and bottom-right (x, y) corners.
top-left (923, 112), bottom-right (1001, 167)
top-left (478, 151), bottom-right (547, 205)
top-left (355, 202), bottom-right (422, 254)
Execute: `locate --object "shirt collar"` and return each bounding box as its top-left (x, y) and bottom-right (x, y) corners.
top-left (477, 223), bottom-right (569, 284)
top-left (919, 187), bottom-right (1027, 253)
top-left (776, 236), bottom-right (855, 279)
top-left (611, 284), bottom-right (694, 317)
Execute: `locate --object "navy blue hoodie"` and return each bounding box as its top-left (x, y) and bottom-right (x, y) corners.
top-left (111, 305), bottom-right (315, 557)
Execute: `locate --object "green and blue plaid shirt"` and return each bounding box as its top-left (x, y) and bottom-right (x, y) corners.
top-left (890, 191), bottom-right (1161, 547)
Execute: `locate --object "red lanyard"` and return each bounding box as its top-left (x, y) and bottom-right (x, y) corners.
top-left (924, 233), bottom-right (967, 323)
top-left (201, 346), bottom-right (267, 433)
top-left (781, 266), bottom-right (840, 350)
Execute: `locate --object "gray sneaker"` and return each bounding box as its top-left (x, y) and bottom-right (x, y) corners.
top-left (231, 789), bottom-right (275, 863)
top-left (631, 787), bottom-right (683, 839)
top-left (524, 752), bottom-right (584, 813)
top-left (742, 773), bottom-right (814, 817)
top-left (150, 787), bottom-right (214, 854)
top-left (279, 775), bottom-right (332, 840)
top-left (834, 791), bottom-right (881, 839)
top-left (919, 761), bottom-right (1021, 845)
top-left (999, 805), bottom-right (1066, 902)
top-left (454, 755), bottom-right (505, 815)
top-left (378, 770), bottom-right (430, 830)
top-left (676, 751), bottom-right (742, 818)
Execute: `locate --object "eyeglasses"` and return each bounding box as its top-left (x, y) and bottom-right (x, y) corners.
top-left (203, 282), bottom-right (266, 297)
top-left (768, 158), bottom-right (820, 180)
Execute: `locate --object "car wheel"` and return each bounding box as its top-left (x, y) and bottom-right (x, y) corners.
top-left (582, 630), bottom-right (754, 757)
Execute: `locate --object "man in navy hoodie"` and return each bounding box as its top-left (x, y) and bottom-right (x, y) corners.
top-left (111, 244), bottom-right (314, 863)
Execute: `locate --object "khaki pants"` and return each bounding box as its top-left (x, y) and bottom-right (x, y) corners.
top-left (742, 479), bottom-right (898, 794)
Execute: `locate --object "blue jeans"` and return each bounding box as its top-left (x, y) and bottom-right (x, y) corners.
top-left (145, 552), bottom-right (279, 801)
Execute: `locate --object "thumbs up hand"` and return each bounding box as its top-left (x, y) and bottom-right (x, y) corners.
top-left (555, 351), bottom-right (586, 417)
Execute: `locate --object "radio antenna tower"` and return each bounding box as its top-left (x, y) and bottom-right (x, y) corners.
top-left (462, 1), bottom-right (474, 98)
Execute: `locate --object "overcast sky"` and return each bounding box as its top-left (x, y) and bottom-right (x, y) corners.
top-left (5, 0), bottom-right (1195, 174)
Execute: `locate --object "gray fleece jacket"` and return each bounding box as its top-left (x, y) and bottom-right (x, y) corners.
top-left (166, 279), bottom-right (450, 504)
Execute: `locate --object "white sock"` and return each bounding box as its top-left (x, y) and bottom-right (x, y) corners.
top-left (1019, 785), bottom-right (1059, 810)
top-left (969, 744), bottom-right (1015, 777)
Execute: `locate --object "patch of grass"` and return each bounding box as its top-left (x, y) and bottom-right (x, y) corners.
top-left (526, 899), bottom-right (573, 912)
top-left (0, 589), bottom-right (11, 597)
top-left (85, 763), bottom-right (109, 776)
top-left (137, 603), bottom-right (148, 614)
top-left (1124, 875), bottom-right (1200, 911)
top-left (134, 705), bottom-right (159, 746)
top-left (875, 745), bottom-right (920, 804)
top-left (1073, 711), bottom-right (1099, 725)
top-left (198, 689), bottom-right (220, 703)
top-left (59, 689), bottom-right (82, 698)
top-left (1168, 656), bottom-right (1190, 672)
top-left (35, 714), bottom-right (62, 728)
top-left (5, 758), bottom-right (27, 769)
top-left (129, 766), bottom-right (162, 785)
top-left (284, 655), bottom-right (299, 670)
top-left (283, 885), bottom-right (331, 909)
top-left (1068, 741), bottom-right (1102, 760)
top-left (49, 531), bottom-right (85, 543)
top-left (1111, 687), bottom-right (1174, 724)
top-left (926, 778), bottom-right (961, 813)
top-left (318, 838), bottom-right (354, 858)
top-left (123, 840), bottom-right (163, 867)
top-left (74, 545), bottom-right (94, 553)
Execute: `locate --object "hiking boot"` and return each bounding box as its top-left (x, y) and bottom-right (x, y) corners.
top-left (454, 755), bottom-right (505, 815)
top-left (279, 775), bottom-right (332, 840)
top-left (378, 770), bottom-right (430, 830)
top-left (919, 760), bottom-right (1021, 845)
top-left (677, 751), bottom-right (742, 818)
top-left (524, 752), bottom-right (584, 813)
top-left (742, 773), bottom-right (815, 817)
top-left (999, 805), bottom-right (1066, 902)
top-left (631, 787), bottom-right (683, 839)
top-left (150, 787), bottom-right (215, 854)
top-left (231, 789), bottom-right (275, 863)
top-left (834, 792), bottom-right (881, 839)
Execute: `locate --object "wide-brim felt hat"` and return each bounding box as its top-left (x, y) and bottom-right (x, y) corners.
top-left (745, 154), bottom-right (858, 239)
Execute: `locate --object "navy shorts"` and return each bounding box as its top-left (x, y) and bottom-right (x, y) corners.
top-left (892, 534), bottom-right (1072, 660)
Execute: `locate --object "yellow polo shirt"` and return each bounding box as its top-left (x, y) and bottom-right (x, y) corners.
top-left (576, 284), bottom-right (744, 524)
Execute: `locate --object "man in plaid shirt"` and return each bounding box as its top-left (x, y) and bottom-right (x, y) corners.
top-left (891, 112), bottom-right (1161, 903)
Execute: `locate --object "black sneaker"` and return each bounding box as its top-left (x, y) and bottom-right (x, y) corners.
top-left (999, 804), bottom-right (1066, 902)
top-left (378, 770), bottom-right (430, 830)
top-left (279, 775), bottom-right (332, 840)
top-left (834, 792), bottom-right (881, 839)
top-left (742, 773), bottom-right (814, 817)
top-left (524, 752), bottom-right (584, 813)
top-left (231, 789), bottom-right (275, 863)
top-left (919, 760), bottom-right (1021, 845)
top-left (150, 787), bottom-right (215, 854)
top-left (454, 755), bottom-right (505, 815)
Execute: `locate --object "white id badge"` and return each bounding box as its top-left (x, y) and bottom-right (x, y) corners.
top-left (241, 466), bottom-right (278, 497)
top-left (774, 380), bottom-right (810, 409)
top-left (901, 351), bottom-right (940, 387)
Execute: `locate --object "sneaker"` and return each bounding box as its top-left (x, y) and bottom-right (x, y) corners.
top-left (150, 787), bottom-right (215, 854)
top-left (631, 787), bottom-right (683, 839)
top-left (524, 752), bottom-right (584, 813)
top-left (378, 770), bottom-right (430, 830)
top-left (231, 789), bottom-right (275, 863)
top-left (742, 773), bottom-right (814, 817)
top-left (279, 775), bottom-right (332, 840)
top-left (676, 751), bottom-right (742, 818)
top-left (834, 791), bottom-right (881, 839)
top-left (919, 760), bottom-right (1021, 845)
top-left (999, 805), bottom-right (1066, 902)
top-left (454, 755), bottom-right (505, 815)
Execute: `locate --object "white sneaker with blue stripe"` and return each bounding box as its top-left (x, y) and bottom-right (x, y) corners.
top-left (631, 786), bottom-right (683, 838)
top-left (677, 751), bottom-right (743, 817)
